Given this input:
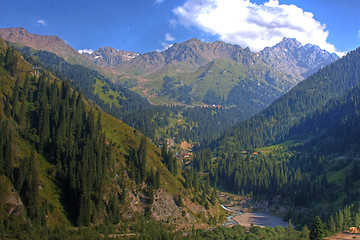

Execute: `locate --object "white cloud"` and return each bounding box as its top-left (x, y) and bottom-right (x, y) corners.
top-left (37, 19), bottom-right (47, 26)
top-left (156, 42), bottom-right (173, 52)
top-left (165, 32), bottom-right (175, 41)
top-left (173, 0), bottom-right (338, 53)
top-left (78, 49), bottom-right (94, 54)
top-left (169, 18), bottom-right (177, 29)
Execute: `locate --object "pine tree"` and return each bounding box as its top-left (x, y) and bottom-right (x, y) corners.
top-left (177, 195), bottom-right (183, 207)
top-left (155, 169), bottom-right (160, 189)
top-left (300, 225), bottom-right (310, 240)
top-left (27, 148), bottom-right (40, 221)
top-left (310, 216), bottom-right (325, 240)
top-left (4, 95), bottom-right (11, 117)
top-left (327, 215), bottom-right (336, 234)
top-left (11, 78), bottom-right (20, 120)
top-left (4, 47), bottom-right (17, 76)
top-left (4, 129), bottom-right (13, 180)
top-left (210, 186), bottom-right (217, 206)
top-left (138, 135), bottom-right (147, 182)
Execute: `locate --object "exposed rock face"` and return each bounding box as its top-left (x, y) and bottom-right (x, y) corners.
top-left (150, 189), bottom-right (185, 222)
top-left (114, 38), bottom-right (264, 75)
top-left (82, 37), bottom-right (338, 82)
top-left (0, 176), bottom-right (26, 221)
top-left (259, 37), bottom-right (339, 79)
top-left (83, 47), bottom-right (140, 67)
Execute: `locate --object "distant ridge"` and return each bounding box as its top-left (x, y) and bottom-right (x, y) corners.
top-left (0, 27), bottom-right (340, 111)
top-left (0, 27), bottom-right (93, 66)
top-left (82, 47), bottom-right (140, 67)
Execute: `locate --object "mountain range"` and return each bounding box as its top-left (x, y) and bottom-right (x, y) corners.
top-left (0, 28), bottom-right (339, 110)
top-left (1, 25), bottom-right (360, 239)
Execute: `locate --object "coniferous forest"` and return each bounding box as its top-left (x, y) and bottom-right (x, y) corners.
top-left (1, 34), bottom-right (360, 240)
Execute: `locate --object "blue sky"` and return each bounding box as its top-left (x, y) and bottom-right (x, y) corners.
top-left (0, 0), bottom-right (359, 55)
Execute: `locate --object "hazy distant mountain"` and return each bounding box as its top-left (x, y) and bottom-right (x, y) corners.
top-left (260, 37), bottom-right (339, 80)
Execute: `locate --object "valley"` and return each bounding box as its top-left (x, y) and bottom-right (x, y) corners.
top-left (0, 26), bottom-right (359, 240)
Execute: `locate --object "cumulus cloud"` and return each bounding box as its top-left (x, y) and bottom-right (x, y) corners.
top-left (173, 0), bottom-right (338, 53)
top-left (78, 49), bottom-right (94, 54)
top-left (37, 19), bottom-right (47, 26)
top-left (165, 32), bottom-right (175, 41)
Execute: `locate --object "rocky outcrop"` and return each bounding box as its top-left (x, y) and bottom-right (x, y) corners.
top-left (260, 37), bottom-right (339, 79)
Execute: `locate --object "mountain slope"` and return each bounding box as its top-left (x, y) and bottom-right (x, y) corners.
top-left (0, 27), bottom-right (93, 67)
top-left (217, 47), bottom-right (359, 151)
top-left (117, 38), bottom-right (299, 112)
top-left (110, 38), bottom-right (338, 110)
top-left (0, 40), bottom-right (224, 235)
top-left (203, 46), bottom-right (360, 227)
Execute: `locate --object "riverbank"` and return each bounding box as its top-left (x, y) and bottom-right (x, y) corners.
top-left (219, 192), bottom-right (288, 228)
top-left (233, 212), bottom-right (288, 228)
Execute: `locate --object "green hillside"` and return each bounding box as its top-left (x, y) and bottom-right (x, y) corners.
top-left (0, 39), bottom-right (226, 238)
top-left (142, 58), bottom-right (293, 109)
top-left (217, 47), bottom-right (360, 152)
top-left (199, 47), bottom-right (360, 227)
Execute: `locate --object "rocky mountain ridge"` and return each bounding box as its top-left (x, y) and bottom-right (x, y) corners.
top-left (82, 47), bottom-right (140, 67)
top-left (259, 37), bottom-right (339, 79)
top-left (0, 27), bottom-right (339, 108)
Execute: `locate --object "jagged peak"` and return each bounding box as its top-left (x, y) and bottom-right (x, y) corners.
top-left (183, 37), bottom-right (203, 45)
top-left (275, 37), bottom-right (302, 49)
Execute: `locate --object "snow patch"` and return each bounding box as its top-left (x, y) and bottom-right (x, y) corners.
top-left (78, 49), bottom-right (94, 54)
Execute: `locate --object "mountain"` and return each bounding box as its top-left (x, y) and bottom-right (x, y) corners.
top-left (110, 38), bottom-right (300, 112)
top-left (260, 37), bottom-right (339, 80)
top-left (205, 45), bottom-right (360, 227)
top-left (95, 38), bottom-right (338, 110)
top-left (82, 47), bottom-right (140, 67)
top-left (0, 40), bottom-right (224, 237)
top-left (0, 27), bottom-right (94, 67)
top-left (217, 47), bottom-right (359, 151)
top-left (0, 28), bottom-right (338, 113)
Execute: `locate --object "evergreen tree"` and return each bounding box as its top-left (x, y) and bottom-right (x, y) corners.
top-left (154, 169), bottom-right (160, 189)
top-left (4, 47), bottom-right (17, 76)
top-left (138, 135), bottom-right (147, 182)
top-left (4, 129), bottom-right (13, 180)
top-left (327, 215), bottom-right (336, 234)
top-left (310, 216), bottom-right (325, 240)
top-left (210, 186), bottom-right (217, 206)
top-left (4, 95), bottom-right (11, 117)
top-left (11, 78), bottom-right (20, 120)
top-left (300, 225), bottom-right (310, 240)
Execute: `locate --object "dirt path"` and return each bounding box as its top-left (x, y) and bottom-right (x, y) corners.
top-left (325, 233), bottom-right (360, 239)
